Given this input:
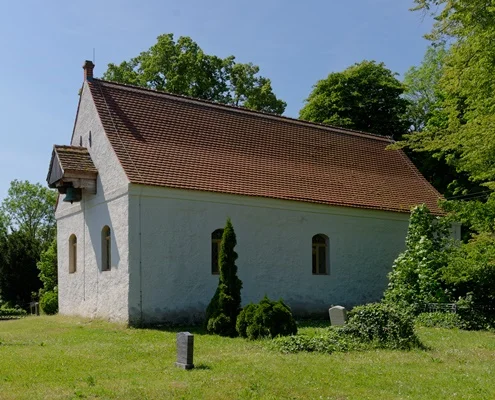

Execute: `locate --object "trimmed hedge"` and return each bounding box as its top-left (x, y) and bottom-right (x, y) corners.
top-left (236, 296), bottom-right (297, 340)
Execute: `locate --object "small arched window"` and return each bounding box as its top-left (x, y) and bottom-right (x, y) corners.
top-left (312, 234), bottom-right (329, 275)
top-left (69, 234), bottom-right (77, 273)
top-left (102, 226), bottom-right (111, 271)
top-left (211, 229), bottom-right (224, 275)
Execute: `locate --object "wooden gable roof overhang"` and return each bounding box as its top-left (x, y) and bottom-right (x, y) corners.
top-left (47, 145), bottom-right (98, 196)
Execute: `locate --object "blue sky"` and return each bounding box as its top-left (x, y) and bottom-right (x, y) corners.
top-left (0, 0), bottom-right (433, 201)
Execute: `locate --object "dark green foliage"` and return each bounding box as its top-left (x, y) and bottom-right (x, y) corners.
top-left (342, 303), bottom-right (421, 350)
top-left (455, 296), bottom-right (494, 331)
top-left (205, 218), bottom-right (243, 336)
top-left (383, 205), bottom-right (451, 313)
top-left (0, 230), bottom-right (42, 307)
top-left (416, 312), bottom-right (462, 329)
top-left (40, 290), bottom-right (58, 315)
top-left (236, 296), bottom-right (297, 340)
top-left (235, 303), bottom-right (257, 338)
top-left (443, 233), bottom-right (495, 306)
top-left (0, 304), bottom-right (27, 319)
top-left (104, 34), bottom-right (286, 114)
top-left (299, 60), bottom-right (410, 138)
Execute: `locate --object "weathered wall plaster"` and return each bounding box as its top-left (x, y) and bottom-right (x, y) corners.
top-left (128, 185), bottom-right (411, 324)
top-left (56, 82), bottom-right (130, 322)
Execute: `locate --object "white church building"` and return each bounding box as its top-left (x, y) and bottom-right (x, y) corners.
top-left (47, 61), bottom-right (444, 325)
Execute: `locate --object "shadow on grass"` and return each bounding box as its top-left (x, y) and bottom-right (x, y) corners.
top-left (193, 363), bottom-right (212, 370)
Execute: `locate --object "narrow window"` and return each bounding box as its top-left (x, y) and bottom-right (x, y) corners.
top-left (312, 234), bottom-right (329, 275)
top-left (69, 234), bottom-right (77, 273)
top-left (211, 229), bottom-right (223, 275)
top-left (102, 226), bottom-right (111, 271)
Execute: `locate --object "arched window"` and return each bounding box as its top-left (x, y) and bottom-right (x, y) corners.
top-left (69, 234), bottom-right (77, 273)
top-left (312, 234), bottom-right (329, 275)
top-left (102, 226), bottom-right (111, 271)
top-left (211, 229), bottom-right (224, 275)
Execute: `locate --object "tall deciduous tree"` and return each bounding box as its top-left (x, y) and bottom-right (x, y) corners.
top-left (400, 44), bottom-right (480, 196)
top-left (0, 181), bottom-right (56, 306)
top-left (205, 218), bottom-right (243, 337)
top-left (0, 230), bottom-right (42, 306)
top-left (1, 180), bottom-right (57, 245)
top-left (37, 238), bottom-right (57, 295)
top-left (403, 0), bottom-right (495, 190)
top-left (299, 61), bottom-right (410, 138)
top-left (104, 34), bottom-right (286, 115)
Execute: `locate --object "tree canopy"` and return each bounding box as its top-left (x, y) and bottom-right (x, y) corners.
top-left (0, 180), bottom-right (57, 244)
top-left (103, 34), bottom-right (286, 115)
top-left (299, 60), bottom-right (410, 138)
top-left (401, 1), bottom-right (495, 190)
top-left (0, 181), bottom-right (56, 307)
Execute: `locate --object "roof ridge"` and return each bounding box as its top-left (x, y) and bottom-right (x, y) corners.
top-left (91, 78), bottom-right (393, 143)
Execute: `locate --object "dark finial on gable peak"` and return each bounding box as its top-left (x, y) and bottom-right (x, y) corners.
top-left (83, 60), bottom-right (95, 82)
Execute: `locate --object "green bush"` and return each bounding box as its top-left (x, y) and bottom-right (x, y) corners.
top-left (205, 218), bottom-right (243, 337)
top-left (40, 290), bottom-right (58, 315)
top-left (236, 296), bottom-right (297, 340)
top-left (416, 312), bottom-right (462, 329)
top-left (383, 205), bottom-right (451, 313)
top-left (456, 295), bottom-right (495, 331)
top-left (0, 306), bottom-right (27, 319)
top-left (342, 303), bottom-right (421, 349)
top-left (272, 327), bottom-right (361, 354)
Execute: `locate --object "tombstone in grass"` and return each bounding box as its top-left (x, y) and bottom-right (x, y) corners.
top-left (175, 332), bottom-right (194, 370)
top-left (329, 306), bottom-right (347, 326)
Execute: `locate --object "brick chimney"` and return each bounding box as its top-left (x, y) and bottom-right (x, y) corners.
top-left (83, 60), bottom-right (95, 82)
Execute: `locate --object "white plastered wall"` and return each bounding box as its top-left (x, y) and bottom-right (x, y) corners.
top-left (128, 185), bottom-right (411, 324)
top-left (56, 81), bottom-right (130, 322)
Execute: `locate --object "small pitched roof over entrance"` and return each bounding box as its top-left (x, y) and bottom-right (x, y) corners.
top-left (85, 78), bottom-right (442, 214)
top-left (47, 145), bottom-right (97, 194)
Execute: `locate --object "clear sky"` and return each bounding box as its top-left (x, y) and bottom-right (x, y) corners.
top-left (0, 0), bottom-right (433, 201)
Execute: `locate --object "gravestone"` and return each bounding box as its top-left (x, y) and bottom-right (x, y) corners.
top-left (175, 332), bottom-right (194, 370)
top-left (329, 306), bottom-right (347, 326)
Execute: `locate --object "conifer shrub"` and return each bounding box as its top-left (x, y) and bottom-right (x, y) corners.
top-left (236, 296), bottom-right (297, 340)
top-left (205, 218), bottom-right (243, 337)
top-left (342, 303), bottom-right (420, 349)
top-left (40, 290), bottom-right (58, 315)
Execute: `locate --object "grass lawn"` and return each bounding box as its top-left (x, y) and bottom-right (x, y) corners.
top-left (0, 316), bottom-right (494, 399)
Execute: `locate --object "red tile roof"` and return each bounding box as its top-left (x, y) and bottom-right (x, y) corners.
top-left (87, 79), bottom-right (443, 214)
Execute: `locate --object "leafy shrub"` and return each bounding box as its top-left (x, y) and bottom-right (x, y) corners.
top-left (416, 312), bottom-right (462, 329)
top-left (40, 290), bottom-right (58, 315)
top-left (383, 205), bottom-right (451, 313)
top-left (0, 306), bottom-right (26, 319)
top-left (443, 234), bottom-right (495, 307)
top-left (342, 303), bottom-right (421, 349)
top-left (271, 327), bottom-right (362, 354)
top-left (456, 295), bottom-right (495, 331)
top-left (205, 218), bottom-right (243, 337)
top-left (236, 296), bottom-right (297, 340)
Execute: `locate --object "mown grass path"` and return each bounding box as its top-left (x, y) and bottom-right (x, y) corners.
top-left (0, 316), bottom-right (493, 399)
